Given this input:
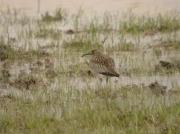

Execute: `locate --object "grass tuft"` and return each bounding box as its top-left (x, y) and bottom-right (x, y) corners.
top-left (119, 14), bottom-right (180, 35)
top-left (41, 8), bottom-right (65, 23)
top-left (63, 39), bottom-right (102, 52)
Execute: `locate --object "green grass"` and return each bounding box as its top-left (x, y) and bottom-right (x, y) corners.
top-left (0, 86), bottom-right (180, 134)
top-left (109, 42), bottom-right (137, 52)
top-left (119, 13), bottom-right (180, 35)
top-left (153, 40), bottom-right (180, 50)
top-left (82, 13), bottom-right (180, 35)
top-left (0, 8), bottom-right (180, 134)
top-left (0, 40), bottom-right (50, 62)
top-left (34, 27), bottom-right (61, 39)
top-left (63, 38), bottom-right (102, 52)
top-left (41, 8), bottom-right (66, 23)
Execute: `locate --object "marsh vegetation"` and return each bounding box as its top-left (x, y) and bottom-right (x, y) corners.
top-left (0, 8), bottom-right (180, 133)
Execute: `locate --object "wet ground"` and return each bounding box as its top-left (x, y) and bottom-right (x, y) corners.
top-left (0, 4), bottom-right (180, 98)
top-left (0, 4), bottom-right (180, 133)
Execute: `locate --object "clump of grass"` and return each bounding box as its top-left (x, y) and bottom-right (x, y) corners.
top-left (86, 19), bottom-right (113, 34)
top-left (80, 12), bottom-right (180, 35)
top-left (18, 50), bottom-right (50, 62)
top-left (0, 69), bottom-right (11, 83)
top-left (41, 8), bottom-right (65, 23)
top-left (0, 40), bottom-right (50, 62)
top-left (10, 74), bottom-right (39, 90)
top-left (0, 43), bottom-right (15, 61)
top-left (0, 86), bottom-right (179, 133)
top-left (114, 42), bottom-right (136, 52)
top-left (34, 28), bottom-right (61, 39)
top-left (82, 13), bottom-right (118, 35)
top-left (63, 39), bottom-right (102, 52)
top-left (45, 69), bottom-right (58, 80)
top-left (155, 40), bottom-right (180, 50)
top-left (155, 60), bottom-right (180, 74)
top-left (119, 13), bottom-right (180, 35)
top-left (153, 48), bottom-right (162, 58)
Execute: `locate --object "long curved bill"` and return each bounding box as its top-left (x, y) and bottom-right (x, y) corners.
top-left (81, 52), bottom-right (92, 57)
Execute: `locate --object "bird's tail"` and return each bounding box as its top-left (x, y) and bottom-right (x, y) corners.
top-left (100, 72), bottom-right (119, 77)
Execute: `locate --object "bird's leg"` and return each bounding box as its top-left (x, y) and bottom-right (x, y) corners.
top-left (106, 77), bottom-right (109, 83)
top-left (97, 75), bottom-right (103, 85)
top-left (99, 77), bottom-right (103, 83)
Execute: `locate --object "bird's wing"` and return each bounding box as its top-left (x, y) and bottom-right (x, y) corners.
top-left (90, 55), bottom-right (116, 74)
top-left (106, 57), bottom-right (115, 70)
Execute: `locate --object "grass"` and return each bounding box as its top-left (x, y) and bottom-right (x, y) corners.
top-left (109, 41), bottom-right (137, 52)
top-left (0, 86), bottom-right (180, 133)
top-left (41, 8), bottom-right (66, 23)
top-left (119, 13), bottom-right (180, 35)
top-left (0, 8), bottom-right (180, 134)
top-left (81, 12), bottom-right (180, 35)
top-left (34, 27), bottom-right (61, 39)
top-left (0, 40), bottom-right (50, 62)
top-left (63, 38), bottom-right (102, 52)
top-left (152, 40), bottom-right (180, 50)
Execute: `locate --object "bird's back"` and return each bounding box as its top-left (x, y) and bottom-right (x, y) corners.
top-left (89, 52), bottom-right (119, 77)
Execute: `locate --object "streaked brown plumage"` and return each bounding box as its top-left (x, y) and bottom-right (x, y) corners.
top-left (82, 49), bottom-right (119, 78)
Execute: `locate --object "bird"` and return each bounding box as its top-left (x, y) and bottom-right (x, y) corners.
top-left (82, 49), bottom-right (119, 82)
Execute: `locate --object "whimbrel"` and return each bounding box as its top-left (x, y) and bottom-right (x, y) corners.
top-left (82, 49), bottom-right (119, 82)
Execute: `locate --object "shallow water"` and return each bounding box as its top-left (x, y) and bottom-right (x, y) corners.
top-left (0, 1), bottom-right (180, 93)
top-left (1, 0), bottom-right (180, 15)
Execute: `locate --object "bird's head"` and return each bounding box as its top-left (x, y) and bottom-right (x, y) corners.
top-left (81, 49), bottom-right (100, 57)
